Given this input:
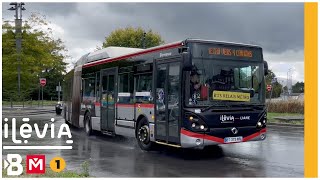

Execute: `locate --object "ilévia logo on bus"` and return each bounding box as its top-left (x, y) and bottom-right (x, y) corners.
top-left (220, 115), bottom-right (251, 123)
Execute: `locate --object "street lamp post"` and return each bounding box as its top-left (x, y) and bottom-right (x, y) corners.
top-left (287, 68), bottom-right (293, 95)
top-left (8, 2), bottom-right (26, 99)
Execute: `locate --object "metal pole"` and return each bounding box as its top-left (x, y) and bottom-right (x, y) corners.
top-left (42, 86), bottom-right (44, 107)
top-left (16, 15), bottom-right (22, 99)
top-left (8, 3), bottom-right (25, 101)
top-left (38, 84), bottom-right (40, 107)
top-left (58, 81), bottom-right (61, 102)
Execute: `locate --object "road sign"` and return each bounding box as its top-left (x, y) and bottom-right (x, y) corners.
top-left (267, 85), bottom-right (272, 92)
top-left (40, 78), bottom-right (46, 87)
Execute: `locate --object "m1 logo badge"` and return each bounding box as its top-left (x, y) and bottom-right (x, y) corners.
top-left (26, 155), bottom-right (46, 174)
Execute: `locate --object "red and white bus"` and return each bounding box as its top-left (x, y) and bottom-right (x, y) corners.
top-left (63, 39), bottom-right (268, 150)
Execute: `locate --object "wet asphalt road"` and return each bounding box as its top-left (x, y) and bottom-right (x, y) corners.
top-left (2, 111), bottom-right (304, 177)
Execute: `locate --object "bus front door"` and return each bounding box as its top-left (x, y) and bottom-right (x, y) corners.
top-left (100, 68), bottom-right (117, 132)
top-left (155, 61), bottom-right (180, 144)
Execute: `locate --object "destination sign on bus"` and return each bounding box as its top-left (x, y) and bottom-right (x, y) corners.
top-left (208, 47), bottom-right (253, 58)
top-left (213, 91), bottom-right (250, 102)
top-left (191, 43), bottom-right (263, 61)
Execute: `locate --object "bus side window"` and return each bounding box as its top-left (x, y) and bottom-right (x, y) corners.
top-left (135, 74), bottom-right (152, 103)
top-left (83, 78), bottom-right (95, 98)
top-left (118, 73), bottom-right (132, 104)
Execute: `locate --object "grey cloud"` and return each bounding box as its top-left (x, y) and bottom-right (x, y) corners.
top-left (2, 3), bottom-right (303, 55)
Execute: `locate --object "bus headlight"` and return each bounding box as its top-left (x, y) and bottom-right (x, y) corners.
top-left (187, 115), bottom-right (208, 132)
top-left (257, 122), bottom-right (262, 127)
top-left (256, 112), bottom-right (267, 128)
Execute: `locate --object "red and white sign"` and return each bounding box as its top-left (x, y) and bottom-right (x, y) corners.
top-left (26, 155), bottom-right (46, 174)
top-left (39, 78), bottom-right (46, 87)
top-left (267, 85), bottom-right (272, 92)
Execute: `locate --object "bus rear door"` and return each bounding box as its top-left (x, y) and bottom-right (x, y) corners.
top-left (100, 68), bottom-right (117, 133)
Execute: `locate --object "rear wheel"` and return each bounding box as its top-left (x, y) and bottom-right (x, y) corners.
top-left (84, 113), bottom-right (92, 136)
top-left (136, 117), bottom-right (155, 151)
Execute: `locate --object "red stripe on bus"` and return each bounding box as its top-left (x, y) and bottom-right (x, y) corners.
top-left (181, 128), bottom-right (266, 144)
top-left (135, 104), bottom-right (154, 108)
top-left (203, 134), bottom-right (225, 144)
top-left (243, 128), bottom-right (266, 142)
top-left (95, 102), bottom-right (101, 106)
top-left (181, 129), bottom-right (205, 139)
top-left (115, 103), bottom-right (155, 108)
top-left (83, 42), bottom-right (183, 68)
top-left (116, 104), bottom-right (135, 108)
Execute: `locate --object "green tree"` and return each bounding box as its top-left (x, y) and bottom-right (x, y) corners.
top-left (265, 69), bottom-right (283, 98)
top-left (292, 81), bottom-right (304, 93)
top-left (102, 27), bottom-right (164, 49)
top-left (2, 13), bottom-right (67, 101)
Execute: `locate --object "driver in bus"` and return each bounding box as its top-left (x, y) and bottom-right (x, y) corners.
top-left (190, 67), bottom-right (201, 101)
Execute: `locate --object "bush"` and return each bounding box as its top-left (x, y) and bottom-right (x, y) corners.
top-left (267, 100), bottom-right (304, 114)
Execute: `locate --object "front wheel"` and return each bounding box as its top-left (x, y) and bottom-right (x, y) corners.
top-left (84, 113), bottom-right (92, 136)
top-left (136, 118), bottom-right (155, 151)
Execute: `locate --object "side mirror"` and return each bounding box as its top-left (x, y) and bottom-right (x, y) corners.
top-left (182, 51), bottom-right (192, 71)
top-left (263, 60), bottom-right (268, 76)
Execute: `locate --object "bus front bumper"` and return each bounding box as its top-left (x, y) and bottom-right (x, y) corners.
top-left (180, 127), bottom-right (267, 149)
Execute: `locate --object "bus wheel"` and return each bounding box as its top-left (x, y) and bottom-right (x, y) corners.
top-left (136, 118), bottom-right (154, 151)
top-left (84, 113), bottom-right (92, 136)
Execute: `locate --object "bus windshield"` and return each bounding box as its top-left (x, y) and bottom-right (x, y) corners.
top-left (186, 58), bottom-right (265, 106)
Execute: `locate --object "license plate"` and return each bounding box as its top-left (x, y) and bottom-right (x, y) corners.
top-left (224, 136), bottom-right (243, 143)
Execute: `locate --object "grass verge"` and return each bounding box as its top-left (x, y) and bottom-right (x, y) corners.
top-left (3, 100), bottom-right (57, 106)
top-left (267, 112), bottom-right (304, 125)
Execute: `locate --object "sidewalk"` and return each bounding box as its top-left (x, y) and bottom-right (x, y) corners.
top-left (270, 115), bottom-right (304, 127)
top-left (2, 105), bottom-right (56, 116)
top-left (3, 105), bottom-right (55, 111)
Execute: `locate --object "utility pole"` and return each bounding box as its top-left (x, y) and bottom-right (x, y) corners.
top-left (8, 2), bottom-right (26, 99)
top-left (287, 68), bottom-right (293, 95)
top-left (58, 81), bottom-right (61, 102)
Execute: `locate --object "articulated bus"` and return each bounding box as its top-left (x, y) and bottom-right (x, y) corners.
top-left (63, 39), bottom-right (269, 150)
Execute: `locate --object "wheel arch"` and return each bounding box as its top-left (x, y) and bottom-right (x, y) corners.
top-left (135, 114), bottom-right (149, 138)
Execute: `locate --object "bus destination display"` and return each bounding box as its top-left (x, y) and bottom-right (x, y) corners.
top-left (208, 47), bottom-right (253, 58)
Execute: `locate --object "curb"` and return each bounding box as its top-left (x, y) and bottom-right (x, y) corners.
top-left (268, 122), bottom-right (304, 128)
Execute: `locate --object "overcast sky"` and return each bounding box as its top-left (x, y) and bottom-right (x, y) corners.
top-left (2, 2), bottom-right (304, 83)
